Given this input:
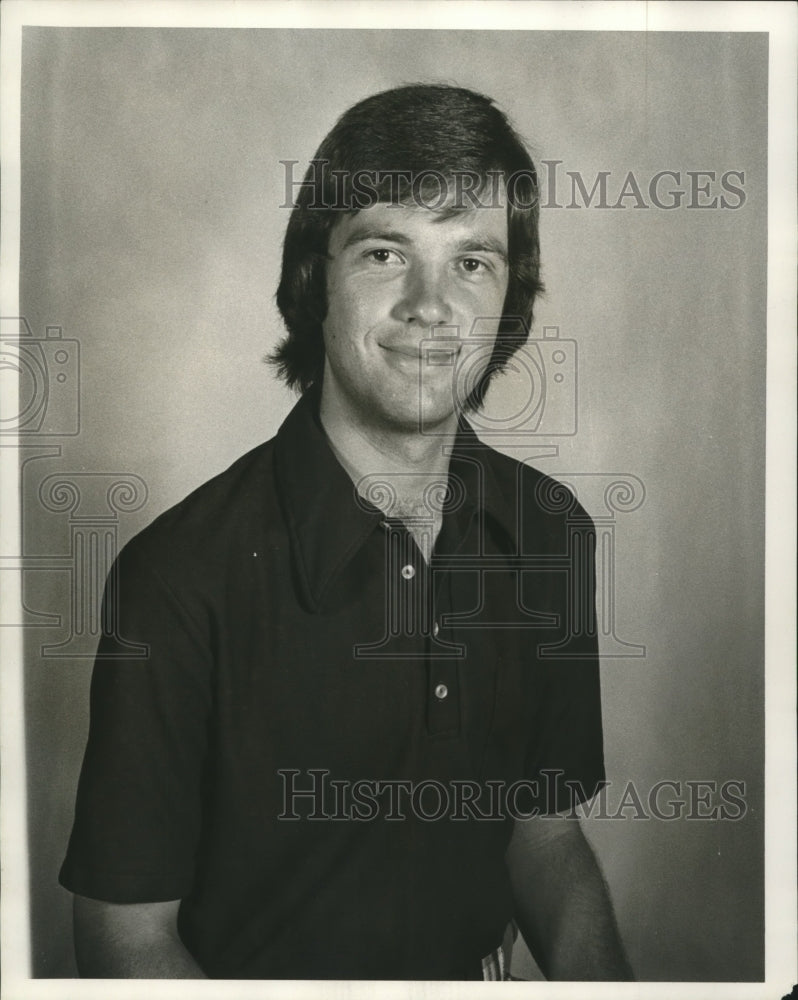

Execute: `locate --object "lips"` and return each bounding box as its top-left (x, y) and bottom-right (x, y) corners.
top-left (379, 339), bottom-right (461, 361)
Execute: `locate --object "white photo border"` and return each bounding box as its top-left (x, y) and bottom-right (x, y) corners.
top-left (1, 2), bottom-right (795, 998)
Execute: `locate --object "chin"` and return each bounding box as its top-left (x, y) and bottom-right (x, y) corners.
top-left (365, 395), bottom-right (452, 436)
top-left (412, 397), bottom-right (462, 435)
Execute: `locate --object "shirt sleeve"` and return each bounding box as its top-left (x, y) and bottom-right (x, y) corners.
top-left (523, 496), bottom-right (607, 816)
top-left (59, 534), bottom-right (213, 903)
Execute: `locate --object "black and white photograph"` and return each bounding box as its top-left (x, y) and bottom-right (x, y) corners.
top-left (1, 1), bottom-right (795, 996)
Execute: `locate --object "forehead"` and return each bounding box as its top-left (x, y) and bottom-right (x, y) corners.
top-left (328, 201), bottom-right (509, 253)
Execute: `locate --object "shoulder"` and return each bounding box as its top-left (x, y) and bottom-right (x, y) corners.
top-left (481, 441), bottom-right (594, 528)
top-left (118, 438), bottom-right (278, 580)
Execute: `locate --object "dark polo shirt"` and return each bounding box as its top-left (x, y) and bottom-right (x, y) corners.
top-left (60, 390), bottom-right (605, 980)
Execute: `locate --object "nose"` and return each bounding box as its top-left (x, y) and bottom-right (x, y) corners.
top-left (392, 263), bottom-right (452, 327)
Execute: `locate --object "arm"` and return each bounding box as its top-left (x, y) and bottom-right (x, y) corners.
top-left (505, 813), bottom-right (633, 981)
top-left (73, 896), bottom-right (206, 978)
top-left (62, 543), bottom-right (214, 977)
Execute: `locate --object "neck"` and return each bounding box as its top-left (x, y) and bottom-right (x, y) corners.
top-left (319, 390), bottom-right (459, 555)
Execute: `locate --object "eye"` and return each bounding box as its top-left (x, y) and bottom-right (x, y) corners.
top-left (364, 248), bottom-right (403, 265)
top-left (459, 257), bottom-right (490, 275)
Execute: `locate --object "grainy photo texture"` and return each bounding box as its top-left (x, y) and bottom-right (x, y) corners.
top-left (3, 12), bottom-right (789, 992)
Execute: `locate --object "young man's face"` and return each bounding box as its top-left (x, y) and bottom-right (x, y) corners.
top-left (320, 201), bottom-right (510, 437)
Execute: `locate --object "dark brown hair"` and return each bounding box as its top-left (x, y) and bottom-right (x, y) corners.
top-left (271, 84), bottom-right (543, 410)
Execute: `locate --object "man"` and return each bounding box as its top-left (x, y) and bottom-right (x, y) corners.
top-left (60, 84), bottom-right (632, 981)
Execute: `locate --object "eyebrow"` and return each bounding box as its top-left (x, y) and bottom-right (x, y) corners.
top-left (339, 228), bottom-right (413, 251)
top-left (339, 228), bottom-right (508, 262)
top-left (457, 238), bottom-right (508, 263)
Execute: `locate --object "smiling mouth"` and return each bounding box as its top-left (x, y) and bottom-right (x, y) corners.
top-left (380, 342), bottom-right (461, 363)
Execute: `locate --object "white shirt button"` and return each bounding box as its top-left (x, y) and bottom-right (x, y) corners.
top-left (401, 564), bottom-right (415, 580)
top-left (434, 683), bottom-right (448, 700)
top-left (432, 622), bottom-right (440, 638)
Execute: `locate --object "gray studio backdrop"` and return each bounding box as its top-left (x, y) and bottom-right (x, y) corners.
top-left (19, 28), bottom-right (766, 980)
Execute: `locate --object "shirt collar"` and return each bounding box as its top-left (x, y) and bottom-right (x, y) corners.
top-left (273, 389), bottom-right (519, 612)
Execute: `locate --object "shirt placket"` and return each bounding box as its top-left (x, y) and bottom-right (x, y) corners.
top-left (426, 559), bottom-right (461, 737)
top-left (381, 518), bottom-right (461, 737)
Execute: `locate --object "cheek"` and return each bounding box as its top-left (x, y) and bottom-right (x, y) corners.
top-left (487, 277), bottom-right (511, 314)
top-left (451, 292), bottom-right (505, 343)
top-left (322, 290), bottom-right (372, 370)
top-left (326, 276), bottom-right (361, 323)
top-left (326, 280), bottom-right (393, 344)
top-left (322, 287), bottom-right (355, 350)
top-left (455, 278), bottom-right (509, 318)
